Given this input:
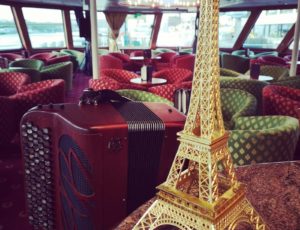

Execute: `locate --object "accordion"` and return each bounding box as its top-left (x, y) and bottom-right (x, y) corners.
top-left (20, 101), bottom-right (185, 230)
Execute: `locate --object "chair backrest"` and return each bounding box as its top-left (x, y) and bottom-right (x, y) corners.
top-left (156, 52), bottom-right (177, 63)
top-left (257, 55), bottom-right (287, 66)
top-left (220, 68), bottom-right (241, 77)
top-left (221, 54), bottom-right (250, 74)
top-left (0, 53), bottom-right (23, 61)
top-left (130, 50), bottom-right (144, 57)
top-left (173, 54), bottom-right (195, 72)
top-left (100, 69), bottom-right (139, 83)
top-left (99, 55), bottom-right (123, 70)
top-left (259, 65), bottom-right (289, 81)
top-left (153, 68), bottom-right (193, 84)
top-left (9, 59), bottom-right (44, 71)
top-left (109, 52), bottom-right (131, 63)
top-left (30, 52), bottom-right (57, 63)
top-left (0, 72), bottom-right (30, 96)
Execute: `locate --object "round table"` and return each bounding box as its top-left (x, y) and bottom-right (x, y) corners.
top-left (238, 74), bottom-right (273, 82)
top-left (130, 77), bottom-right (167, 87)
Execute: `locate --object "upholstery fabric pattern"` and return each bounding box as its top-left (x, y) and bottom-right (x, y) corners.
top-left (0, 72), bottom-right (30, 96)
top-left (229, 116), bottom-right (299, 166)
top-left (152, 68), bottom-right (193, 84)
top-left (263, 85), bottom-right (300, 117)
top-left (220, 68), bottom-right (241, 77)
top-left (245, 65), bottom-right (289, 82)
top-left (272, 76), bottom-right (300, 89)
top-left (117, 89), bottom-right (173, 106)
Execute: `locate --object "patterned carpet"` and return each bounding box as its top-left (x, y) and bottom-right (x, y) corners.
top-left (0, 72), bottom-right (90, 230)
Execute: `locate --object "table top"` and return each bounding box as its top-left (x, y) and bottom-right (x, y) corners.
top-left (130, 77), bottom-right (167, 86)
top-left (116, 161), bottom-right (300, 230)
top-left (238, 74), bottom-right (274, 82)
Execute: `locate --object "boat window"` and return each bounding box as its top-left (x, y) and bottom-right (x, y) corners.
top-left (157, 13), bottom-right (196, 47)
top-left (70, 11), bottom-right (86, 48)
top-left (116, 14), bottom-right (154, 49)
top-left (244, 9), bottom-right (297, 49)
top-left (0, 5), bottom-right (22, 50)
top-left (219, 11), bottom-right (250, 48)
top-left (22, 7), bottom-right (66, 48)
top-left (97, 12), bottom-right (109, 47)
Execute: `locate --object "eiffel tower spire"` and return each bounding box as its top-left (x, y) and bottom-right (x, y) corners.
top-left (133, 0), bottom-right (268, 229)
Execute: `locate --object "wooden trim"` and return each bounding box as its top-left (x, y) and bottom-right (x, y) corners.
top-left (11, 6), bottom-right (32, 52)
top-left (62, 10), bottom-right (74, 49)
top-left (150, 13), bottom-right (162, 49)
top-left (277, 24), bottom-right (295, 53)
top-left (232, 10), bottom-right (261, 50)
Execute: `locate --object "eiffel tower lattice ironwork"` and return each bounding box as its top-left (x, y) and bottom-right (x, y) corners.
top-left (133, 0), bottom-right (268, 229)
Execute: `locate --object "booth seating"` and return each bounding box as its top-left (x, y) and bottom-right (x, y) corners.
top-left (229, 116), bottom-right (299, 166)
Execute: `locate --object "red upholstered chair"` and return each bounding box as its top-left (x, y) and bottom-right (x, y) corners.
top-left (30, 52), bottom-right (57, 63)
top-left (99, 55), bottom-right (123, 70)
top-left (0, 72), bottom-right (30, 96)
top-left (99, 69), bottom-right (147, 90)
top-left (46, 55), bottom-right (72, 65)
top-left (172, 54), bottom-right (195, 72)
top-left (108, 52), bottom-right (135, 70)
top-left (130, 50), bottom-right (144, 57)
top-left (263, 85), bottom-right (300, 117)
top-left (148, 69), bottom-right (193, 101)
top-left (10, 79), bottom-right (65, 125)
top-left (89, 77), bottom-right (123, 91)
top-left (0, 96), bottom-right (16, 146)
top-left (153, 52), bottom-right (177, 71)
top-left (0, 53), bottom-right (23, 62)
top-left (257, 55), bottom-right (288, 67)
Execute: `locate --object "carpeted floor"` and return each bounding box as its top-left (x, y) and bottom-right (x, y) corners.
top-left (0, 72), bottom-right (90, 230)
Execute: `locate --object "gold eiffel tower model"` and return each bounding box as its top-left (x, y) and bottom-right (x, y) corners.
top-left (133, 0), bottom-right (268, 229)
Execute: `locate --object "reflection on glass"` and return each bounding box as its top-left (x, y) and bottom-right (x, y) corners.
top-left (0, 5), bottom-right (22, 50)
top-left (70, 11), bottom-right (85, 48)
top-left (23, 7), bottom-right (66, 48)
top-left (244, 9), bottom-right (297, 49)
top-left (219, 11), bottom-right (250, 48)
top-left (117, 14), bottom-right (154, 49)
top-left (157, 13), bottom-right (195, 47)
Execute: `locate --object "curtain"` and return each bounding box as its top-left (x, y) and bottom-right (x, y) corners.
top-left (104, 12), bottom-right (127, 52)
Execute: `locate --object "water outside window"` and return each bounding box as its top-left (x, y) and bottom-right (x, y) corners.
top-left (70, 11), bottom-right (85, 48)
top-left (244, 9), bottom-right (297, 49)
top-left (117, 14), bottom-right (154, 49)
top-left (97, 12), bottom-right (109, 47)
top-left (0, 5), bottom-right (22, 50)
top-left (219, 11), bottom-right (250, 48)
top-left (23, 7), bottom-right (66, 48)
top-left (157, 13), bottom-right (196, 47)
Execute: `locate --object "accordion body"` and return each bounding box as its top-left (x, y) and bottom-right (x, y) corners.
top-left (20, 102), bottom-right (185, 230)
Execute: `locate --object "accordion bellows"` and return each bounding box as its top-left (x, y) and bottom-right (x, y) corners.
top-left (20, 102), bottom-right (185, 230)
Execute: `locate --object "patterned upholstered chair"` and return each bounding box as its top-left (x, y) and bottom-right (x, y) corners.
top-left (29, 52), bottom-right (57, 63)
top-left (99, 55), bottom-right (123, 70)
top-left (10, 79), bottom-right (65, 126)
top-left (220, 77), bottom-right (269, 114)
top-left (0, 72), bottom-right (30, 96)
top-left (245, 65), bottom-right (289, 82)
top-left (46, 55), bottom-right (72, 66)
top-left (271, 76), bottom-right (300, 89)
top-left (116, 89), bottom-right (174, 106)
top-left (263, 85), bottom-right (300, 117)
top-left (220, 68), bottom-right (241, 77)
top-left (109, 52), bottom-right (134, 70)
top-left (221, 88), bottom-right (257, 129)
top-left (89, 77), bottom-right (124, 91)
top-left (257, 55), bottom-right (288, 67)
top-left (228, 116), bottom-right (299, 166)
top-left (172, 54), bottom-right (195, 72)
top-left (1, 67), bottom-right (41, 83)
top-left (153, 52), bottom-right (177, 71)
top-left (9, 59), bottom-right (44, 71)
top-left (0, 96), bottom-right (17, 146)
top-left (221, 54), bottom-right (250, 74)
top-left (0, 53), bottom-right (23, 62)
top-left (40, 61), bottom-right (73, 91)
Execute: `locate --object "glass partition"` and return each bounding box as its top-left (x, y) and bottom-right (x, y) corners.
top-left (219, 11), bottom-right (250, 48)
top-left (23, 7), bottom-right (66, 48)
top-left (0, 5), bottom-right (22, 50)
top-left (70, 11), bottom-right (85, 48)
top-left (157, 12), bottom-right (196, 47)
top-left (117, 14), bottom-right (154, 49)
top-left (244, 9), bottom-right (297, 49)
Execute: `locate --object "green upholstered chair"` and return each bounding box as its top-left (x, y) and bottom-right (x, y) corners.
top-left (249, 51), bottom-right (278, 59)
top-left (245, 65), bottom-right (289, 82)
top-left (116, 89), bottom-right (174, 106)
top-left (271, 76), bottom-right (300, 89)
top-left (220, 88), bottom-right (257, 129)
top-left (228, 116), bottom-right (299, 167)
top-left (221, 54), bottom-right (250, 74)
top-left (220, 68), bottom-right (241, 77)
top-left (220, 77), bottom-right (269, 114)
top-left (40, 61), bottom-right (73, 91)
top-left (60, 49), bottom-right (85, 70)
top-left (9, 59), bottom-right (44, 71)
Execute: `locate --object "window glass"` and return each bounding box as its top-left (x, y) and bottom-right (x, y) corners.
top-left (116, 14), bottom-right (154, 49)
top-left (244, 9), bottom-right (297, 49)
top-left (0, 5), bottom-right (22, 50)
top-left (23, 7), bottom-right (66, 48)
top-left (157, 13), bottom-right (195, 47)
top-left (70, 11), bottom-right (85, 47)
top-left (97, 12), bottom-right (109, 47)
top-left (219, 11), bottom-right (250, 48)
